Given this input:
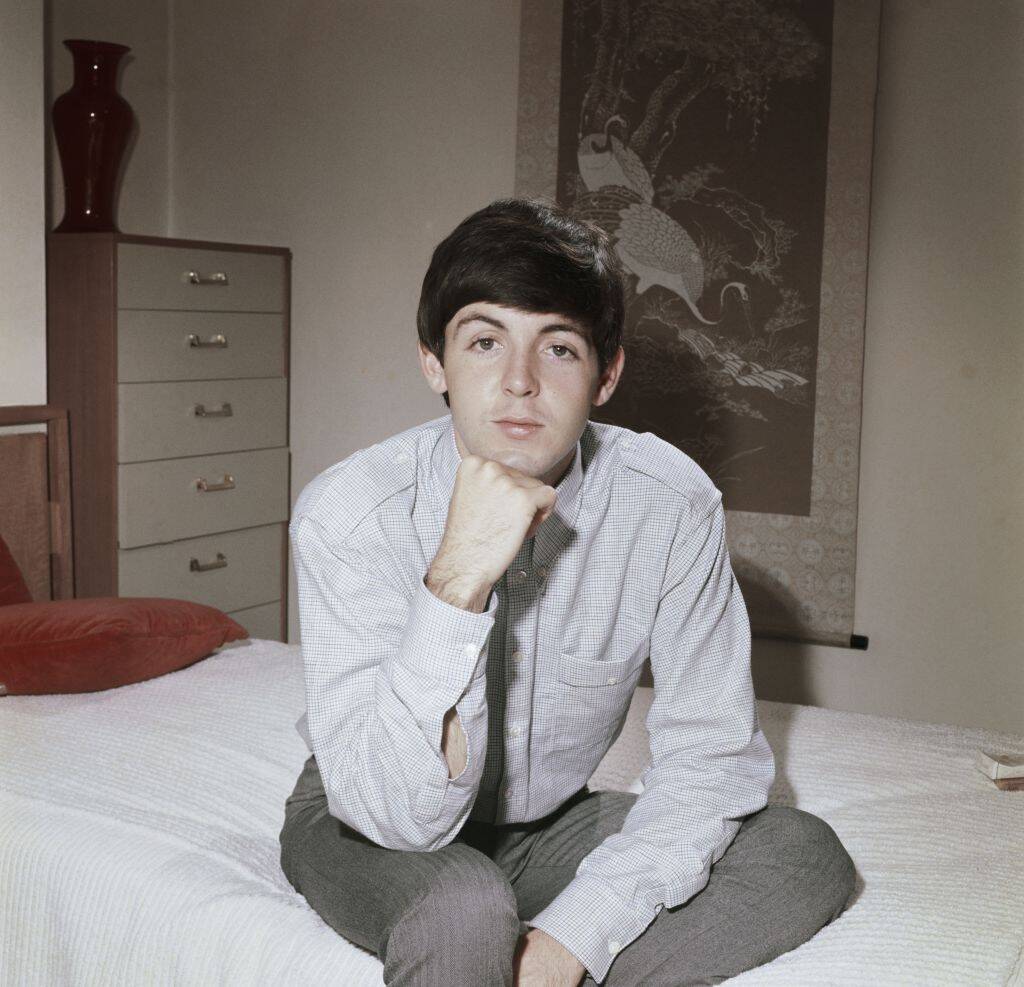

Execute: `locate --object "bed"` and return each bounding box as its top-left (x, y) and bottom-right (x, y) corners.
top-left (2, 405), bottom-right (1022, 984)
top-left (3, 634), bottom-right (1023, 986)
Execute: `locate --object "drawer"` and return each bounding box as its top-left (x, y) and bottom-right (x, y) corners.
top-left (118, 310), bottom-right (285, 382)
top-left (118, 523), bottom-right (283, 613)
top-left (118, 243), bottom-right (285, 312)
top-left (118, 378), bottom-right (287, 462)
top-left (228, 600), bottom-right (283, 641)
top-left (118, 447), bottom-right (289, 548)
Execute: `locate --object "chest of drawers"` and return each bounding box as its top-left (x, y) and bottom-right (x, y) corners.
top-left (46, 233), bottom-right (291, 641)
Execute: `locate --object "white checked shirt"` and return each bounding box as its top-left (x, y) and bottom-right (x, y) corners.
top-left (290, 412), bottom-right (775, 984)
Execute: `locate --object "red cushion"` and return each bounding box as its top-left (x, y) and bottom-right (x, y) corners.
top-left (0, 597), bottom-right (249, 695)
top-left (0, 535), bottom-right (32, 606)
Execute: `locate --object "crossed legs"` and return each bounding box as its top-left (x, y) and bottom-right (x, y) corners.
top-left (279, 757), bottom-right (856, 986)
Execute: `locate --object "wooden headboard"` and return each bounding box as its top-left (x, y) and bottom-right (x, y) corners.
top-left (0, 405), bottom-right (73, 600)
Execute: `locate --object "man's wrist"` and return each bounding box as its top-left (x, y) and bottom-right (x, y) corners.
top-left (515, 927), bottom-right (586, 986)
top-left (424, 560), bottom-right (493, 613)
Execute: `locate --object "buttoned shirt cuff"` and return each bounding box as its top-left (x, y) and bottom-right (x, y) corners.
top-left (374, 576), bottom-right (499, 824)
top-left (524, 874), bottom-right (660, 984)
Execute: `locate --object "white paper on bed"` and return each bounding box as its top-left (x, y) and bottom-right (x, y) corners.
top-left (2, 639), bottom-right (1022, 986)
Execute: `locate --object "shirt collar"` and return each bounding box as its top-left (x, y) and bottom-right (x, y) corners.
top-left (429, 415), bottom-right (584, 529)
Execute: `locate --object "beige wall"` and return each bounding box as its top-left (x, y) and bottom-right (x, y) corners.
top-left (1, 1), bottom-right (46, 405)
top-left (752, 0), bottom-right (1023, 735)
top-left (27, 1), bottom-right (1022, 733)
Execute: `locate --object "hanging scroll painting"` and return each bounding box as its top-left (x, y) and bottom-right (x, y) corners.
top-left (514, 0), bottom-right (881, 647)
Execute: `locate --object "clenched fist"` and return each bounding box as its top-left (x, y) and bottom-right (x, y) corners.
top-left (426, 454), bottom-right (557, 613)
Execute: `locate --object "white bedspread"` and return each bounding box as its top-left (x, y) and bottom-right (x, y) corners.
top-left (2, 638), bottom-right (1022, 986)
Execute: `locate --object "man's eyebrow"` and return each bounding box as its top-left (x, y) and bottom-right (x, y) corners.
top-left (454, 311), bottom-right (592, 347)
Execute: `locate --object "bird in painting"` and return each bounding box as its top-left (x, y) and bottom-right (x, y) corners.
top-left (615, 200), bottom-right (750, 328)
top-left (577, 115), bottom-right (655, 203)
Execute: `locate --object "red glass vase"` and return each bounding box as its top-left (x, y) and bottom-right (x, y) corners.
top-left (52, 39), bottom-right (134, 233)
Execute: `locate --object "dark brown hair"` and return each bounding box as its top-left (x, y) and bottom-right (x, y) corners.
top-left (416, 197), bottom-right (626, 408)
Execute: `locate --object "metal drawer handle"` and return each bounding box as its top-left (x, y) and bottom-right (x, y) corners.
top-left (190, 552), bottom-right (227, 572)
top-left (185, 270), bottom-right (229, 285)
top-left (188, 333), bottom-right (228, 348)
top-left (193, 402), bottom-right (233, 418)
top-left (196, 473), bottom-right (235, 492)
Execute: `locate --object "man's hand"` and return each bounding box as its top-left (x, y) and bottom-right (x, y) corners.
top-left (513, 928), bottom-right (586, 987)
top-left (430, 454), bottom-right (558, 594)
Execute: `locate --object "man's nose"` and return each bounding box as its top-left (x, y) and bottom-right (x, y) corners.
top-left (502, 351), bottom-right (539, 396)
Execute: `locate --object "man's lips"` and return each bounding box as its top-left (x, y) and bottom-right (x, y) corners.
top-left (495, 420), bottom-right (542, 436)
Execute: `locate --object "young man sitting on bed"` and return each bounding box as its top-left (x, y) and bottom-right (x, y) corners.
top-left (280, 197), bottom-right (856, 986)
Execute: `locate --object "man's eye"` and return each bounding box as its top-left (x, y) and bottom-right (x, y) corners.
top-left (472, 337), bottom-right (577, 360)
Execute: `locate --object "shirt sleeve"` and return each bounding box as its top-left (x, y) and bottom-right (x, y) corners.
top-left (524, 491), bottom-right (776, 983)
top-left (290, 511), bottom-right (501, 851)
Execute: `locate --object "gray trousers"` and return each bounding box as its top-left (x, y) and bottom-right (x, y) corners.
top-left (279, 754), bottom-right (855, 986)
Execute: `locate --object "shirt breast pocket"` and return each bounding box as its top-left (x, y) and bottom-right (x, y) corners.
top-left (543, 621), bottom-right (650, 752)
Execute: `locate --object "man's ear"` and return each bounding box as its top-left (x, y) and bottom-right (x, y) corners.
top-left (418, 341), bottom-right (447, 397)
top-left (592, 345), bottom-right (625, 408)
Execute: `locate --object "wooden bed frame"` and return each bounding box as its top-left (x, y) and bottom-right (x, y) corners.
top-left (0, 404), bottom-right (74, 601)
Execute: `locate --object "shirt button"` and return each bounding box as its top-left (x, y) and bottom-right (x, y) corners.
top-left (463, 642), bottom-right (479, 657)
top-left (512, 649), bottom-right (524, 662)
top-left (507, 724), bottom-right (522, 738)
top-left (607, 940), bottom-right (622, 955)
top-left (606, 676), bottom-right (618, 685)
top-left (514, 568), bottom-right (528, 582)
top-left (537, 565), bottom-right (549, 579)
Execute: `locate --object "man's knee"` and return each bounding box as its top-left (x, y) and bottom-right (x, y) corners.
top-left (761, 805), bottom-right (857, 919)
top-left (393, 865), bottom-right (520, 942)
top-left (278, 805), bottom-right (323, 892)
top-left (382, 852), bottom-right (521, 984)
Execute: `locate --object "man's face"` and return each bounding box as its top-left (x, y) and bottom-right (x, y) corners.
top-left (418, 301), bottom-right (624, 487)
